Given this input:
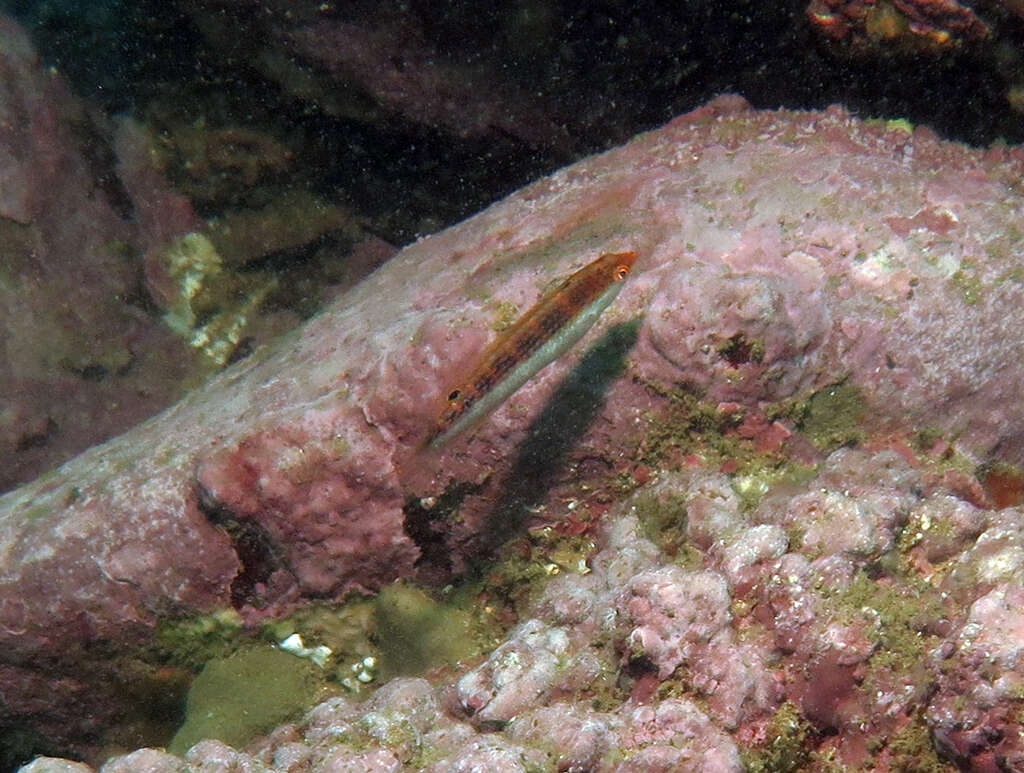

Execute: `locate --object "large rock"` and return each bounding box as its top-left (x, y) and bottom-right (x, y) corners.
top-left (4, 94), bottom-right (1024, 757)
top-left (0, 15), bottom-right (199, 494)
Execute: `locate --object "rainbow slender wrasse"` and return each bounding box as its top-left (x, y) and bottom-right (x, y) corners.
top-left (424, 250), bottom-right (637, 448)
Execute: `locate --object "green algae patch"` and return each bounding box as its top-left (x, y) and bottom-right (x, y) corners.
top-left (635, 384), bottom-right (754, 475)
top-left (740, 700), bottom-right (811, 773)
top-left (808, 746), bottom-right (853, 772)
top-left (20, 503), bottom-right (52, 524)
top-left (490, 299), bottom-right (522, 331)
top-left (480, 523), bottom-right (600, 620)
top-left (827, 570), bottom-right (945, 659)
top-left (263, 599), bottom-right (375, 662)
top-left (884, 118), bottom-right (914, 134)
top-left (170, 644), bottom-right (324, 755)
top-left (155, 609), bottom-right (246, 668)
top-left (790, 381), bottom-right (866, 453)
top-left (634, 380), bottom-right (816, 514)
top-left (881, 717), bottom-right (956, 772)
top-left (635, 384), bottom-right (730, 467)
top-left (632, 490), bottom-right (694, 562)
top-left (822, 569), bottom-right (947, 725)
top-left (731, 463), bottom-right (818, 513)
top-left (258, 599), bottom-right (389, 694)
top-left (950, 262), bottom-right (983, 306)
top-left (373, 582), bottom-right (488, 679)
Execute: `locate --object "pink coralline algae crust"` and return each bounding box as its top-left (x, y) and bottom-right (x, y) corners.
top-left (619, 567), bottom-right (732, 679)
top-left (450, 618), bottom-right (606, 725)
top-left (0, 16), bottom-right (202, 493)
top-left (58, 445), bottom-right (1024, 771)
top-left (6, 92), bottom-right (1024, 761)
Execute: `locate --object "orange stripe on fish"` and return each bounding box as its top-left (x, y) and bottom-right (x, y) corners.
top-left (424, 250), bottom-right (637, 448)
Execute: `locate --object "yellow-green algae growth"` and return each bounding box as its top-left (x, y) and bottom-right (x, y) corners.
top-left (478, 523), bottom-right (600, 615)
top-left (630, 489), bottom-right (700, 565)
top-left (634, 382), bottom-right (735, 467)
top-left (259, 585), bottom-right (506, 690)
top-left (169, 644), bottom-right (324, 754)
top-left (815, 569), bottom-right (954, 767)
top-left (372, 582), bottom-right (486, 679)
top-left (154, 608), bottom-right (246, 669)
top-left (632, 379), bottom-right (818, 513)
top-left (153, 576), bottom-right (516, 740)
top-left (825, 569), bottom-right (946, 671)
top-left (741, 701), bottom-right (811, 773)
top-left (158, 586), bottom-right (504, 757)
top-left (882, 717), bottom-right (957, 772)
top-left (950, 261), bottom-right (984, 306)
top-left (623, 374), bottom-right (964, 769)
top-left (784, 380), bottom-right (866, 453)
top-left (261, 600), bottom-right (379, 691)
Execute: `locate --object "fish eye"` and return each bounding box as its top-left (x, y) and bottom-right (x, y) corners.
top-left (615, 265), bottom-right (630, 280)
top-left (448, 389), bottom-right (461, 401)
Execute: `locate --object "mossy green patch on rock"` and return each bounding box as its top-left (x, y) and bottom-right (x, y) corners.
top-left (478, 521), bottom-right (600, 621)
top-left (822, 568), bottom-right (947, 727)
top-left (730, 463), bottom-right (818, 513)
top-left (154, 608), bottom-right (245, 669)
top-left (632, 490), bottom-right (693, 561)
top-left (826, 569), bottom-right (945, 661)
top-left (490, 299), bottom-right (522, 331)
top-left (636, 383), bottom-right (733, 467)
top-left (259, 599), bottom-right (385, 693)
top-left (372, 583), bottom-right (486, 679)
top-left (790, 381), bottom-right (866, 453)
top-left (637, 383), bottom-right (747, 461)
top-left (634, 380), bottom-right (816, 514)
top-left (949, 262), bottom-right (983, 306)
top-left (740, 700), bottom-right (812, 773)
top-left (882, 716), bottom-right (956, 771)
top-left (262, 599), bottom-right (375, 661)
top-left (169, 645), bottom-right (324, 755)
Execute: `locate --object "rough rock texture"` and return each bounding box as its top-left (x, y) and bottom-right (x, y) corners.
top-left (286, 17), bottom-right (568, 150)
top-left (181, 2), bottom-right (570, 153)
top-left (0, 12), bottom-right (385, 496)
top-left (39, 445), bottom-right (1024, 770)
top-left (0, 15), bottom-right (201, 493)
top-left (5, 93), bottom-right (1024, 762)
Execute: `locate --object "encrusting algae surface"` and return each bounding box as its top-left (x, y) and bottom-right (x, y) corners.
top-left (8, 90), bottom-right (1024, 772)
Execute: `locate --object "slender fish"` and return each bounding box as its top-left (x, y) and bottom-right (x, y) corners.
top-left (424, 250), bottom-right (637, 448)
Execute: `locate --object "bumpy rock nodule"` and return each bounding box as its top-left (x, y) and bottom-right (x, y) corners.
top-left (29, 447), bottom-right (1024, 770)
